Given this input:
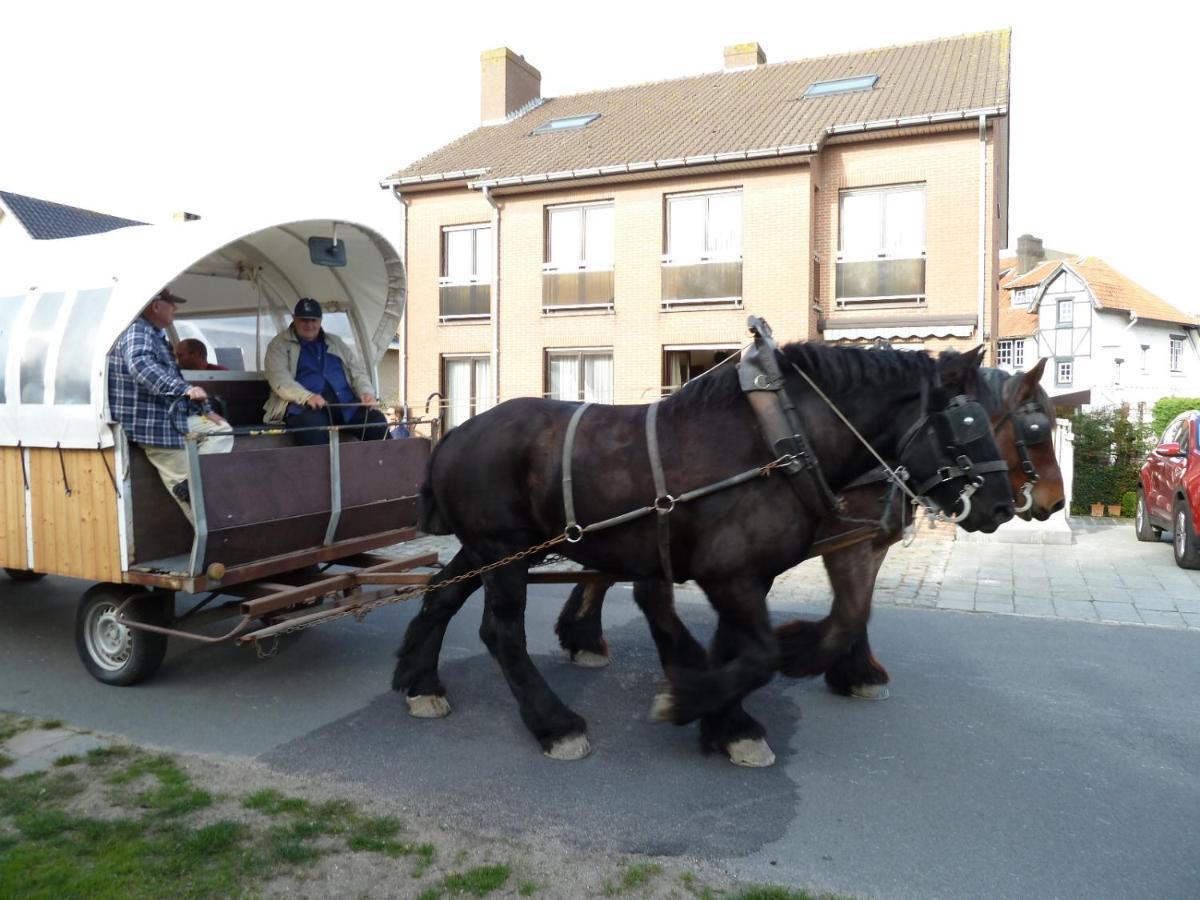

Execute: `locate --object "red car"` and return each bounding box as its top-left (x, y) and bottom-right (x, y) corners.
top-left (1136, 410), bottom-right (1200, 567)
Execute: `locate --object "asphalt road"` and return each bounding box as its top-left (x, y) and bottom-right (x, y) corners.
top-left (2, 572), bottom-right (1198, 899)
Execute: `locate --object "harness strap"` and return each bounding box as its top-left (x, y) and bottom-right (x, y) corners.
top-left (561, 402), bottom-right (592, 541)
top-left (645, 402), bottom-right (676, 583)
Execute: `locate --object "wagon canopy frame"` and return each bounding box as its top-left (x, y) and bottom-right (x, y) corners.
top-left (0, 216), bottom-right (406, 450)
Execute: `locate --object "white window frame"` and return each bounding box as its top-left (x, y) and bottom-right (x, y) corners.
top-left (1056, 359), bottom-right (1073, 386)
top-left (1013, 340), bottom-right (1025, 369)
top-left (442, 354), bottom-right (492, 429)
top-left (662, 188), bottom-right (743, 265)
top-left (1170, 334), bottom-right (1184, 372)
top-left (546, 348), bottom-right (614, 404)
top-left (835, 183), bottom-right (926, 306)
top-left (544, 201), bottom-right (614, 272)
top-left (996, 340), bottom-right (1013, 368)
top-left (1056, 299), bottom-right (1074, 325)
top-left (439, 223), bottom-right (492, 322)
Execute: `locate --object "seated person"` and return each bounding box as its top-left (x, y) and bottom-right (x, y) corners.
top-left (176, 338), bottom-right (228, 371)
top-left (386, 406), bottom-right (411, 439)
top-left (263, 298), bottom-right (387, 446)
top-left (107, 289), bottom-right (233, 525)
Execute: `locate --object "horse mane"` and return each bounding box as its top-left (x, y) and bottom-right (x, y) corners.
top-left (668, 341), bottom-right (939, 413)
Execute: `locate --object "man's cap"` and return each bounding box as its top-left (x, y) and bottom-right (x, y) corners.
top-left (294, 298), bottom-right (323, 320)
top-left (153, 288), bottom-right (186, 304)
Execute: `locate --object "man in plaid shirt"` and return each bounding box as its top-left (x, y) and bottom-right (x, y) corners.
top-left (107, 289), bottom-right (232, 524)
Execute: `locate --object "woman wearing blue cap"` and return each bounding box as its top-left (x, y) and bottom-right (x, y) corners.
top-left (262, 298), bottom-right (388, 445)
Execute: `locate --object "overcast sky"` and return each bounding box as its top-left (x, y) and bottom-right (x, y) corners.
top-left (4, 1), bottom-right (1192, 312)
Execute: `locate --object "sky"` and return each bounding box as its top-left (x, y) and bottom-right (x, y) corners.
top-left (3, 0), bottom-right (1194, 312)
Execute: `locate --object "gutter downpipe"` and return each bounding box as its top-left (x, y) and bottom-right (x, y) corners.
top-left (483, 185), bottom-right (501, 410)
top-left (392, 188), bottom-right (410, 413)
top-left (978, 113), bottom-right (988, 353)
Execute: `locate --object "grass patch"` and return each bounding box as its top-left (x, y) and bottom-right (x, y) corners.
top-left (518, 880), bottom-right (540, 895)
top-left (39, 719), bottom-right (63, 730)
top-left (85, 744), bottom-right (135, 766)
top-left (0, 751), bottom-right (12, 771)
top-left (441, 863), bottom-right (512, 896)
top-left (106, 753), bottom-right (211, 817)
top-left (731, 889), bottom-right (827, 900)
top-left (604, 861), bottom-right (662, 895)
top-left (242, 788), bottom-right (311, 817)
top-left (52, 754), bottom-right (81, 768)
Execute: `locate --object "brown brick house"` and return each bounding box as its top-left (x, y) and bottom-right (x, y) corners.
top-left (382, 31), bottom-right (1011, 426)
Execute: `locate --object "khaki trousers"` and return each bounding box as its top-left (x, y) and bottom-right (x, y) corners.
top-left (142, 416), bottom-right (234, 525)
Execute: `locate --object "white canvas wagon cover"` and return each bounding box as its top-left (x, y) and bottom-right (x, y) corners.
top-left (0, 217), bottom-right (405, 449)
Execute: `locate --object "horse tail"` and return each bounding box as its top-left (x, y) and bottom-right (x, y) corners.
top-left (417, 455), bottom-right (452, 535)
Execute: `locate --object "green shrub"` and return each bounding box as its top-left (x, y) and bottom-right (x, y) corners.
top-left (1070, 405), bottom-right (1153, 516)
top-left (1121, 490), bottom-right (1137, 518)
top-left (1150, 397), bottom-right (1200, 437)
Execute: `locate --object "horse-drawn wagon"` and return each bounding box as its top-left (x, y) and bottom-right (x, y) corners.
top-left (0, 216), bottom-right (436, 685)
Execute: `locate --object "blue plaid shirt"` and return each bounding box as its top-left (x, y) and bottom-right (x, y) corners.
top-left (107, 317), bottom-right (192, 448)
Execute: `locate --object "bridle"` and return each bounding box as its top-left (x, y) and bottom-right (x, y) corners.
top-left (892, 393), bottom-right (1011, 524)
top-left (739, 316), bottom-right (1010, 527)
top-left (993, 380), bottom-right (1054, 514)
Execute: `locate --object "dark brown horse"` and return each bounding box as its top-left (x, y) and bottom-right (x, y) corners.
top-left (394, 341), bottom-right (1016, 764)
top-left (554, 361), bottom-right (1065, 709)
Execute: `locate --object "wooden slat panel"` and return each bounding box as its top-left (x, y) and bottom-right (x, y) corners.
top-left (28, 448), bottom-right (122, 582)
top-left (0, 447), bottom-right (29, 570)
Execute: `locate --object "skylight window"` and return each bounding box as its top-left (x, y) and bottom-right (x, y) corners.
top-left (532, 113), bottom-right (600, 135)
top-left (804, 74), bottom-right (879, 98)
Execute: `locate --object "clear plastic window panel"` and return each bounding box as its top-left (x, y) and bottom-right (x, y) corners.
top-left (0, 295), bottom-right (24, 403)
top-left (445, 229), bottom-right (477, 281)
top-left (20, 292), bottom-right (65, 403)
top-left (705, 192), bottom-right (742, 255)
top-left (55, 288), bottom-right (111, 404)
top-left (175, 314), bottom-right (271, 372)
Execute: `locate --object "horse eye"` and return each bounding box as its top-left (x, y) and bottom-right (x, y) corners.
top-left (963, 416), bottom-right (974, 426)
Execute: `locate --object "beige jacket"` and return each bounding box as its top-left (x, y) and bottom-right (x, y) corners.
top-left (263, 326), bottom-right (375, 423)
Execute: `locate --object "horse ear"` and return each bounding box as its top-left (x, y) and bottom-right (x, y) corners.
top-left (936, 345), bottom-right (983, 394)
top-left (1015, 357), bottom-right (1049, 403)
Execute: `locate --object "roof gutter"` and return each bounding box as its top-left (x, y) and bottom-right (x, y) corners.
top-left (379, 168), bottom-right (488, 189)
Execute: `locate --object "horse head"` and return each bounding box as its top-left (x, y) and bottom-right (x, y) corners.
top-left (896, 346), bottom-right (1015, 534)
top-left (989, 359), bottom-right (1066, 521)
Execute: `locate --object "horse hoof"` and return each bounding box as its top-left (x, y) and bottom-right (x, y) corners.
top-left (544, 733), bottom-right (590, 760)
top-left (570, 650), bottom-right (611, 668)
top-left (406, 694), bottom-right (452, 718)
top-left (649, 691), bottom-right (674, 722)
top-left (850, 684), bottom-right (889, 701)
top-left (727, 738), bottom-right (776, 768)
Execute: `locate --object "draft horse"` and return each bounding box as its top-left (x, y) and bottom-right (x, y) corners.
top-left (394, 337), bottom-right (1016, 765)
top-left (556, 360), bottom-right (1066, 703)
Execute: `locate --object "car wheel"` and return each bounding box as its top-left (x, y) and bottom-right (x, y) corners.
top-left (1134, 491), bottom-right (1159, 542)
top-left (75, 585), bottom-right (171, 685)
top-left (3, 567), bottom-right (46, 582)
top-left (1172, 501), bottom-right (1200, 569)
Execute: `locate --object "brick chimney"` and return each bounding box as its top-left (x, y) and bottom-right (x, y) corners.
top-left (724, 42), bottom-right (767, 70)
top-left (481, 48), bottom-right (541, 124)
top-left (1016, 234), bottom-right (1045, 275)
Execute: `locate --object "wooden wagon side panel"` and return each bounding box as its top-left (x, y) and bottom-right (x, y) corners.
top-left (28, 448), bottom-right (122, 582)
top-left (0, 447), bottom-right (29, 570)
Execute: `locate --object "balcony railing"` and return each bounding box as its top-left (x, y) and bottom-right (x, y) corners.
top-left (542, 266), bottom-right (614, 312)
top-left (835, 257), bottom-right (926, 305)
top-left (660, 257), bottom-right (742, 308)
top-left (439, 280), bottom-right (490, 320)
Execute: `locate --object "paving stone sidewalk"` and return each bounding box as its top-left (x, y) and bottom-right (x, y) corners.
top-left (394, 518), bottom-right (1199, 631)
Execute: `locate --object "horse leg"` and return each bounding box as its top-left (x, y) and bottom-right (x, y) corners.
top-left (554, 580), bottom-right (614, 667)
top-left (775, 541), bottom-right (890, 698)
top-left (655, 578), bottom-right (779, 765)
top-left (696, 620), bottom-right (774, 767)
top-left (392, 549), bottom-right (482, 718)
top-left (482, 563), bottom-right (590, 761)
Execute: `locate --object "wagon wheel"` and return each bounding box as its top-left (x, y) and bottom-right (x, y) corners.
top-left (75, 584), bottom-right (172, 686)
top-left (3, 567), bottom-right (46, 582)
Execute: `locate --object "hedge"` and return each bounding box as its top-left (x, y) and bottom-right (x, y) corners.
top-left (1070, 406), bottom-right (1153, 516)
